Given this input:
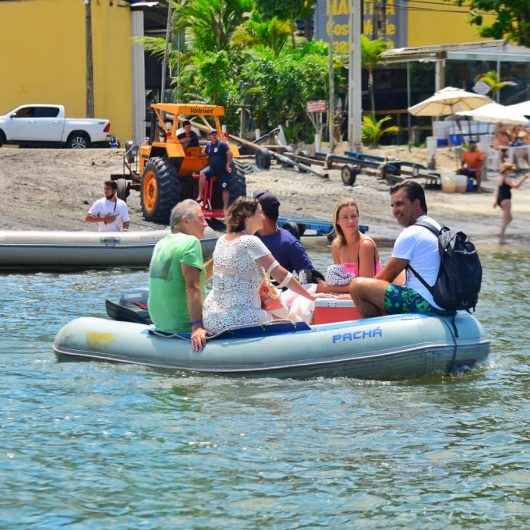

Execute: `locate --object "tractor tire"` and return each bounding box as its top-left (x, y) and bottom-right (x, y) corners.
top-left (66, 131), bottom-right (91, 149)
top-left (141, 157), bottom-right (181, 225)
top-left (255, 150), bottom-right (272, 170)
top-left (229, 167), bottom-right (247, 204)
top-left (341, 164), bottom-right (358, 187)
top-left (116, 178), bottom-right (129, 201)
top-left (0, 130), bottom-right (5, 147)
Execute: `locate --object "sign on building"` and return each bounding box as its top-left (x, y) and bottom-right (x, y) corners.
top-left (313, 0), bottom-right (408, 54)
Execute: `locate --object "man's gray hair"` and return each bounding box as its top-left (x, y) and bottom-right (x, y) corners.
top-left (169, 199), bottom-right (201, 232)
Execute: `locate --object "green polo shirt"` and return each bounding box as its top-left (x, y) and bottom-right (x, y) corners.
top-left (148, 233), bottom-right (204, 334)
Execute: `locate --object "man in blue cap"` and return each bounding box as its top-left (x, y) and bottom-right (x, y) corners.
top-left (255, 191), bottom-right (315, 274)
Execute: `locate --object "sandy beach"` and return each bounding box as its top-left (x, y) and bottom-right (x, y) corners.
top-left (1, 146), bottom-right (529, 247)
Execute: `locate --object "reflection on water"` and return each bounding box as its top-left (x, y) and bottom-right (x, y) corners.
top-left (0, 247), bottom-right (529, 529)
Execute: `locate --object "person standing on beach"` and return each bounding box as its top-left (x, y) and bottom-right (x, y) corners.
top-left (494, 163), bottom-right (528, 244)
top-left (85, 180), bottom-right (129, 232)
top-left (349, 181), bottom-right (444, 318)
top-left (197, 129), bottom-right (233, 214)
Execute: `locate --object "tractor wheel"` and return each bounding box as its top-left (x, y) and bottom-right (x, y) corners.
top-left (341, 164), bottom-right (358, 186)
top-left (229, 167), bottom-right (247, 204)
top-left (116, 178), bottom-right (129, 201)
top-left (255, 151), bottom-right (272, 170)
top-left (141, 157), bottom-right (181, 225)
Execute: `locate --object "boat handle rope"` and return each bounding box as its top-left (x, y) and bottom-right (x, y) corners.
top-left (149, 318), bottom-right (298, 343)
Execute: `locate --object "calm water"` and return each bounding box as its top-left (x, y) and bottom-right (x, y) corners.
top-left (1, 248), bottom-right (529, 529)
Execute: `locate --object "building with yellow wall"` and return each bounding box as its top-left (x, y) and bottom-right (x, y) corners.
top-left (316, 0), bottom-right (489, 52)
top-left (0, 0), bottom-right (149, 144)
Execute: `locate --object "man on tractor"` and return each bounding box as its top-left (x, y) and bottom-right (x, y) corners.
top-left (197, 129), bottom-right (233, 215)
top-left (177, 120), bottom-right (200, 148)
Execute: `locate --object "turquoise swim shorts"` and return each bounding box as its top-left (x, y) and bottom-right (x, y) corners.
top-left (384, 284), bottom-right (443, 315)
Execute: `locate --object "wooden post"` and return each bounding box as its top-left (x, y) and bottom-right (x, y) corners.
top-left (84, 0), bottom-right (94, 118)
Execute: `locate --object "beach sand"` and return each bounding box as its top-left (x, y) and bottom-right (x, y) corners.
top-left (1, 146), bottom-right (528, 247)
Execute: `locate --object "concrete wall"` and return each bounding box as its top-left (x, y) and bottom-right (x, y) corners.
top-left (0, 0), bottom-right (134, 143)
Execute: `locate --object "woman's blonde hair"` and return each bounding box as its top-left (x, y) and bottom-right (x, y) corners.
top-left (333, 198), bottom-right (360, 246)
top-left (226, 197), bottom-right (259, 233)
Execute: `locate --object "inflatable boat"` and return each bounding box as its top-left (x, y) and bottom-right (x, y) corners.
top-left (54, 308), bottom-right (490, 380)
top-left (0, 230), bottom-right (217, 270)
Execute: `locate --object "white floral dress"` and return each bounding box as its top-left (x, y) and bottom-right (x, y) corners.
top-left (203, 235), bottom-right (272, 334)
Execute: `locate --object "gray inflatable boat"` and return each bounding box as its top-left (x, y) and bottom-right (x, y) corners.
top-left (0, 230), bottom-right (216, 270)
top-left (54, 312), bottom-right (490, 380)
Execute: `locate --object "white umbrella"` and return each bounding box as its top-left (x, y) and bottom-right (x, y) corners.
top-left (506, 100), bottom-right (530, 117)
top-left (408, 86), bottom-right (492, 117)
top-left (456, 102), bottom-right (528, 126)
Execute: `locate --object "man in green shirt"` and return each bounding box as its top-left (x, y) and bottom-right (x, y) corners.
top-left (148, 199), bottom-right (207, 351)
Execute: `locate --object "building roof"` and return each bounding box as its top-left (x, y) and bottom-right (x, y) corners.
top-left (381, 40), bottom-right (530, 64)
top-left (122, 1), bottom-right (167, 33)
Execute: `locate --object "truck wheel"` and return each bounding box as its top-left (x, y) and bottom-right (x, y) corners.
top-left (229, 167), bottom-right (247, 204)
top-left (341, 164), bottom-right (358, 186)
top-left (0, 130), bottom-right (5, 147)
top-left (67, 132), bottom-right (90, 149)
top-left (116, 178), bottom-right (129, 201)
top-left (141, 157), bottom-right (181, 225)
top-left (255, 151), bottom-right (272, 170)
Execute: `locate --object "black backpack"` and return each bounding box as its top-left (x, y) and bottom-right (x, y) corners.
top-left (408, 222), bottom-right (482, 313)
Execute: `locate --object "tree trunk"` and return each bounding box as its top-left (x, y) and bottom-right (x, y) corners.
top-left (369, 66), bottom-right (375, 118)
top-left (85, 0), bottom-right (95, 118)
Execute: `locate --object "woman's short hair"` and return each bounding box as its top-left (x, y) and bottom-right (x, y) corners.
top-left (333, 198), bottom-right (360, 247)
top-left (226, 197), bottom-right (259, 233)
top-left (169, 199), bottom-right (200, 232)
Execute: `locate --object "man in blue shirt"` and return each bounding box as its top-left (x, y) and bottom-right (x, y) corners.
top-left (255, 191), bottom-right (314, 273)
top-left (197, 129), bottom-right (233, 213)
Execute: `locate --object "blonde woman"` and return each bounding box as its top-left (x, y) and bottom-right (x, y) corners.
top-left (319, 199), bottom-right (381, 294)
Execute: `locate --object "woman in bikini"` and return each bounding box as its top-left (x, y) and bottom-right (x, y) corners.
top-left (494, 163), bottom-right (528, 244)
top-left (319, 198), bottom-right (381, 294)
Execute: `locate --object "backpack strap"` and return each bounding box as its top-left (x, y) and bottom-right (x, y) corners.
top-left (405, 221), bottom-right (442, 295)
top-left (414, 220), bottom-right (441, 237)
top-left (407, 264), bottom-right (434, 295)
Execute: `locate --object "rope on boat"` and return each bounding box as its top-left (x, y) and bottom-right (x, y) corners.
top-left (150, 318), bottom-right (298, 342)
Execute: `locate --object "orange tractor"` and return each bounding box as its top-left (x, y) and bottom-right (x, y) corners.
top-left (112, 103), bottom-right (246, 225)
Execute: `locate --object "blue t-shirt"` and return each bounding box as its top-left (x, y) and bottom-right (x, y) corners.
top-left (257, 228), bottom-right (313, 273)
top-left (205, 140), bottom-right (229, 174)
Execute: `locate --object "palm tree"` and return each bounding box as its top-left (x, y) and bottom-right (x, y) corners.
top-left (361, 35), bottom-right (389, 118)
top-left (361, 115), bottom-right (398, 146)
top-left (172, 0), bottom-right (252, 53)
top-left (477, 70), bottom-right (516, 100)
top-left (230, 14), bottom-right (291, 56)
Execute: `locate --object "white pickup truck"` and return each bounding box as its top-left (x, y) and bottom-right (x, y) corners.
top-left (0, 104), bottom-right (111, 148)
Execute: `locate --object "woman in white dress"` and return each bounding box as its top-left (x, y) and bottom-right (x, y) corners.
top-left (203, 198), bottom-right (318, 334)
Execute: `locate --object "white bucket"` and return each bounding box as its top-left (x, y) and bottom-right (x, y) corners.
top-left (441, 173), bottom-right (468, 193)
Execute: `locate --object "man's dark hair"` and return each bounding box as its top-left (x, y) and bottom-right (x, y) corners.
top-left (390, 181), bottom-right (427, 213)
top-left (183, 120), bottom-right (191, 126)
top-left (104, 180), bottom-right (117, 191)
